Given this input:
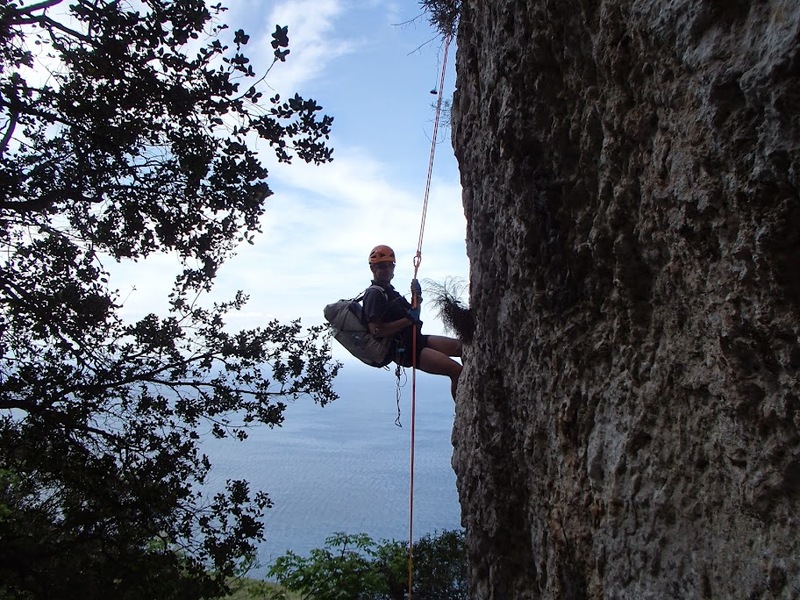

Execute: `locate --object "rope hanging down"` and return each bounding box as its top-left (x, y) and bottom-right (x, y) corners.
top-left (408, 34), bottom-right (451, 600)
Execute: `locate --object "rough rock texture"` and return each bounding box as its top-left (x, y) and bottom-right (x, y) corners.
top-left (450, 1), bottom-right (800, 598)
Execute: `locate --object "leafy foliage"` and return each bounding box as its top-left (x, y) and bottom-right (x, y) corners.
top-left (0, 1), bottom-right (338, 597)
top-left (268, 533), bottom-right (398, 600)
top-left (223, 577), bottom-right (301, 600)
top-left (408, 529), bottom-right (469, 599)
top-left (1, 0), bottom-right (334, 286)
top-left (267, 530), bottom-right (468, 600)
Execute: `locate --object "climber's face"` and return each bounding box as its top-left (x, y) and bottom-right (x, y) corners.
top-left (371, 261), bottom-right (395, 284)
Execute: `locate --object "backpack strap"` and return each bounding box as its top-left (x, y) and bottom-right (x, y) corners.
top-left (358, 285), bottom-right (391, 328)
top-left (355, 284), bottom-right (387, 302)
top-left (368, 284), bottom-right (388, 300)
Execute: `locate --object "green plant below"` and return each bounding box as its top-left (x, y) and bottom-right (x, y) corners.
top-left (223, 578), bottom-right (301, 600)
top-left (264, 530), bottom-right (468, 600)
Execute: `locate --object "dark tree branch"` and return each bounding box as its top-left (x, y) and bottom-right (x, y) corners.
top-left (0, 191), bottom-right (103, 213)
top-left (0, 114), bottom-right (17, 154)
top-left (12, 13), bottom-right (94, 44)
top-left (9, 0), bottom-right (65, 19)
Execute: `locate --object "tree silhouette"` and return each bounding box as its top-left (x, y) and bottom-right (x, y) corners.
top-left (0, 1), bottom-right (337, 597)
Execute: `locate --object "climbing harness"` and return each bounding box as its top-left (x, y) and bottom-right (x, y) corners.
top-left (407, 34), bottom-right (451, 600)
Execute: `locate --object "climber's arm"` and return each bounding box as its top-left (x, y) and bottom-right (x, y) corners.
top-left (369, 317), bottom-right (414, 339)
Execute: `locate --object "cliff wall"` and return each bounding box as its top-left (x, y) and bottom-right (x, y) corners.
top-left (451, 1), bottom-right (800, 598)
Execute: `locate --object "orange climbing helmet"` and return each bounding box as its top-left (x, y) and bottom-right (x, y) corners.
top-left (368, 244), bottom-right (396, 265)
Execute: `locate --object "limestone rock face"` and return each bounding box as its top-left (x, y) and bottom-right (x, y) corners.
top-left (450, 1), bottom-right (800, 598)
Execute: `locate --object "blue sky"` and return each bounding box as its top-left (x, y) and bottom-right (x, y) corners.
top-left (113, 0), bottom-right (469, 360)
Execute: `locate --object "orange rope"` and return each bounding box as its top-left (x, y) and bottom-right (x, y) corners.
top-left (408, 325), bottom-right (418, 598)
top-left (408, 34), bottom-right (451, 600)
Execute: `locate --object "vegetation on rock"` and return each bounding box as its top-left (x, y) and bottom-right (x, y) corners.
top-left (420, 0), bottom-right (461, 37)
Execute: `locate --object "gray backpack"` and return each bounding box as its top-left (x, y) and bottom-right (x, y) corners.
top-left (324, 285), bottom-right (393, 368)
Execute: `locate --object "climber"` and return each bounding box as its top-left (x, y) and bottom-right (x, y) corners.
top-left (363, 244), bottom-right (463, 399)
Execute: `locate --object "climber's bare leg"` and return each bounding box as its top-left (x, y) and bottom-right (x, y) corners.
top-left (418, 346), bottom-right (462, 399)
top-left (426, 335), bottom-right (462, 358)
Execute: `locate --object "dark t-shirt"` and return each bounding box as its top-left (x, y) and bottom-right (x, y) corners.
top-left (362, 281), bottom-right (426, 367)
top-left (363, 282), bottom-right (411, 326)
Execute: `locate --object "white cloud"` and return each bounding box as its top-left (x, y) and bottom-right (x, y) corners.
top-left (227, 0), bottom-right (357, 95)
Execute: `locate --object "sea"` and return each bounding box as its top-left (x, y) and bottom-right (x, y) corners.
top-left (203, 365), bottom-right (463, 578)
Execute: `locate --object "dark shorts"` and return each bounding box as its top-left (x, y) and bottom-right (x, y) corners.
top-left (391, 328), bottom-right (429, 368)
